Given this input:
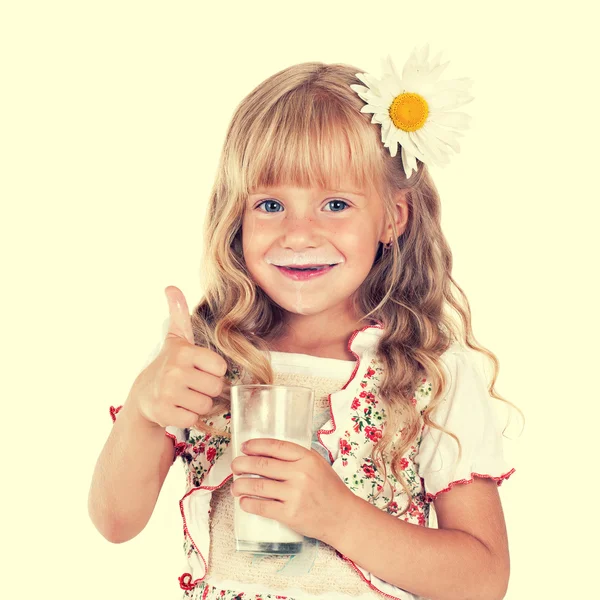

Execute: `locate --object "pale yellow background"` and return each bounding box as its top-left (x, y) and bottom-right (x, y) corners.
top-left (2, 1), bottom-right (598, 598)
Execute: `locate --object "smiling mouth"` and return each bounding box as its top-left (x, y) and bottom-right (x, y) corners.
top-left (277, 264), bottom-right (337, 271)
top-left (274, 264), bottom-right (338, 280)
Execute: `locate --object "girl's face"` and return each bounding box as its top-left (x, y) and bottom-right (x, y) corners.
top-left (242, 183), bottom-right (406, 320)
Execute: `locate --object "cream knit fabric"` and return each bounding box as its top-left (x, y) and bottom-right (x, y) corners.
top-left (206, 370), bottom-right (382, 598)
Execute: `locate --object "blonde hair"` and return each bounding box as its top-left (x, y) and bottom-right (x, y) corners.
top-left (190, 61), bottom-right (525, 514)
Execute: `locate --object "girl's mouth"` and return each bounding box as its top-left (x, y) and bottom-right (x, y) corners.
top-left (274, 264), bottom-right (337, 281)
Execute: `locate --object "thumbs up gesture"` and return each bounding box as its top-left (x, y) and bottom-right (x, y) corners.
top-left (128, 285), bottom-right (229, 430)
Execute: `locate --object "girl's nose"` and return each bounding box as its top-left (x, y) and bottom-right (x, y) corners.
top-left (280, 218), bottom-right (324, 248)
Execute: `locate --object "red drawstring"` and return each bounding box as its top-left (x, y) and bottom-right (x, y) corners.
top-left (179, 572), bottom-right (195, 591)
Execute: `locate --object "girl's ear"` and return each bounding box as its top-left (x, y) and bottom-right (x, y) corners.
top-left (380, 189), bottom-right (410, 243)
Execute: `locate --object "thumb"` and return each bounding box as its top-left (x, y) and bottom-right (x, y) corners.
top-left (164, 285), bottom-right (194, 345)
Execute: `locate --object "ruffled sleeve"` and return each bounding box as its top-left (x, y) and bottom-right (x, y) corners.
top-left (413, 347), bottom-right (515, 502)
top-left (109, 316), bottom-right (189, 462)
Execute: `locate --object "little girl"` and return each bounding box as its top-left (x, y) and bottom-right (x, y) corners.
top-left (90, 44), bottom-right (522, 600)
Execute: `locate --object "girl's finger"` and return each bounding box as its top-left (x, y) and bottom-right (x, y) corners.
top-left (242, 437), bottom-right (307, 461)
top-left (233, 454), bottom-right (291, 481)
top-left (232, 474), bottom-right (287, 502)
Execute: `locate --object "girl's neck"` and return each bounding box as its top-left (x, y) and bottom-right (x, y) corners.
top-left (265, 316), bottom-right (368, 361)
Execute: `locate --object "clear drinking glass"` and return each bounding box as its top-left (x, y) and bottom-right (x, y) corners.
top-left (230, 384), bottom-right (315, 555)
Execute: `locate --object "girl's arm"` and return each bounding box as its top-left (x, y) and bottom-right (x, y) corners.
top-left (88, 391), bottom-right (176, 543)
top-left (325, 476), bottom-right (509, 600)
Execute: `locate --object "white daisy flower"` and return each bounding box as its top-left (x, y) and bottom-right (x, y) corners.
top-left (350, 44), bottom-right (474, 178)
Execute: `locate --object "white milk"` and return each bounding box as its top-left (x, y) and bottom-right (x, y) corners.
top-left (232, 430), bottom-right (311, 551)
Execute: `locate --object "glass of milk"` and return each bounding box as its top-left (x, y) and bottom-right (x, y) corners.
top-left (230, 384), bottom-right (314, 555)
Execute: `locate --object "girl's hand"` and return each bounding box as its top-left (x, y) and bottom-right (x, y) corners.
top-left (230, 438), bottom-right (358, 542)
top-left (126, 285), bottom-right (229, 430)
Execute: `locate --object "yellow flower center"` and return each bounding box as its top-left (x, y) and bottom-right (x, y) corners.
top-left (389, 92), bottom-right (429, 132)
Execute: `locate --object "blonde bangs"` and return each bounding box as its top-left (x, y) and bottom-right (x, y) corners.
top-left (241, 86), bottom-right (385, 197)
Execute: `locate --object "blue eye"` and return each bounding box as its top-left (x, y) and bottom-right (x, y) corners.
top-left (323, 199), bottom-right (349, 212)
top-left (255, 199), bottom-right (349, 213)
top-left (256, 200), bottom-right (283, 213)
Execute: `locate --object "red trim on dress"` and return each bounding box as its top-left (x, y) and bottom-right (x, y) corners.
top-left (424, 468), bottom-right (516, 503)
top-left (177, 474), bottom-right (235, 591)
top-left (109, 405), bottom-right (123, 422)
top-left (165, 431), bottom-right (188, 460)
top-left (316, 321), bottom-right (384, 464)
top-left (336, 552), bottom-right (412, 600)
top-left (178, 572), bottom-right (195, 591)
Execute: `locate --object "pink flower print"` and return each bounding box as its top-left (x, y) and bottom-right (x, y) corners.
top-left (340, 439), bottom-right (352, 455)
top-left (205, 434), bottom-right (212, 441)
top-left (206, 446), bottom-right (217, 462)
top-left (411, 397), bottom-right (417, 406)
top-left (359, 391), bottom-right (367, 398)
top-left (364, 426), bottom-right (383, 442)
top-left (362, 464), bottom-right (376, 478)
top-left (353, 421), bottom-right (361, 433)
top-left (399, 458), bottom-right (409, 470)
top-left (351, 397), bottom-right (361, 410)
top-left (360, 381), bottom-right (367, 389)
top-left (366, 367), bottom-right (376, 378)
top-left (364, 407), bottom-right (369, 414)
top-left (376, 484), bottom-right (383, 492)
top-left (408, 502), bottom-right (426, 526)
top-left (388, 501), bottom-right (399, 513)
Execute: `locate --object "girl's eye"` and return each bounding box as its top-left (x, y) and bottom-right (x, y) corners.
top-left (255, 199), bottom-right (349, 213)
top-left (256, 200), bottom-right (283, 213)
top-left (323, 199), bottom-right (349, 212)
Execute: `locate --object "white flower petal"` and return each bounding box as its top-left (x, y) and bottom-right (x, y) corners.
top-left (365, 90), bottom-right (393, 109)
top-left (422, 122), bottom-right (461, 154)
top-left (383, 54), bottom-right (401, 82)
top-left (402, 47), bottom-right (420, 80)
top-left (350, 86), bottom-right (371, 103)
top-left (426, 58), bottom-right (450, 82)
top-left (356, 72), bottom-right (387, 97)
top-left (349, 84), bottom-right (369, 95)
top-left (378, 118), bottom-right (390, 145)
top-left (388, 126), bottom-right (403, 150)
top-left (355, 73), bottom-right (371, 87)
top-left (396, 129), bottom-right (427, 161)
top-left (417, 43), bottom-right (430, 66)
top-left (433, 77), bottom-right (474, 94)
top-left (410, 128), bottom-right (436, 165)
top-left (428, 89), bottom-right (474, 112)
top-left (415, 128), bottom-right (450, 165)
top-left (360, 104), bottom-right (381, 115)
top-left (387, 132), bottom-right (399, 158)
top-left (380, 77), bottom-right (400, 101)
top-left (373, 111), bottom-right (391, 126)
top-left (428, 111), bottom-right (472, 131)
top-left (401, 145), bottom-right (418, 178)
